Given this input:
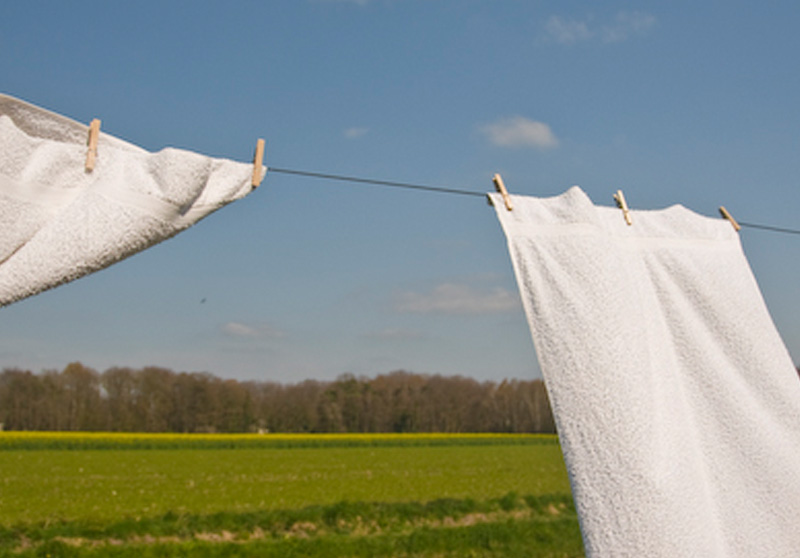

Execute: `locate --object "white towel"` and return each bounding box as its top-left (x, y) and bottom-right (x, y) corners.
top-left (490, 187), bottom-right (800, 557)
top-left (0, 93), bottom-right (259, 306)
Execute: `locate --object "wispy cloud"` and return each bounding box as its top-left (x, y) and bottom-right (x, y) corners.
top-left (480, 116), bottom-right (559, 150)
top-left (222, 322), bottom-right (284, 339)
top-left (545, 16), bottom-right (593, 45)
top-left (396, 283), bottom-right (519, 315)
top-left (544, 11), bottom-right (656, 45)
top-left (344, 127), bottom-right (369, 139)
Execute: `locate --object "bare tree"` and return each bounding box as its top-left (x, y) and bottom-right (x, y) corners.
top-left (0, 364), bottom-right (557, 434)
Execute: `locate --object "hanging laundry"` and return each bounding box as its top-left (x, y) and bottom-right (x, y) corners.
top-left (490, 186), bottom-right (800, 557)
top-left (0, 94), bottom-right (260, 307)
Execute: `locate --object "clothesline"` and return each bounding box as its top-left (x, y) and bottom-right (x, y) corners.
top-left (267, 167), bottom-right (487, 198)
top-left (737, 221), bottom-right (800, 236)
top-left (268, 166), bottom-right (800, 236)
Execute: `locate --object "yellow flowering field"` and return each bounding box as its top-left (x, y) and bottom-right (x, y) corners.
top-left (0, 430), bottom-right (557, 450)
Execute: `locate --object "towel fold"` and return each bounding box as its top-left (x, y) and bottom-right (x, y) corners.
top-left (490, 187), bottom-right (800, 557)
top-left (0, 94), bottom-right (259, 306)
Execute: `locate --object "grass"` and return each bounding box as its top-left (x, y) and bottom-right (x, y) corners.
top-left (1, 494), bottom-right (582, 557)
top-left (0, 433), bottom-right (583, 557)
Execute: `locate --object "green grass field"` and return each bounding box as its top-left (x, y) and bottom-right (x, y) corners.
top-left (0, 434), bottom-right (583, 557)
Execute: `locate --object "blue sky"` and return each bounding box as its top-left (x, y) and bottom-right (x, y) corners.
top-left (1, 0), bottom-right (799, 382)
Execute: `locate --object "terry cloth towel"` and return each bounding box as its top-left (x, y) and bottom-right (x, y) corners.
top-left (489, 187), bottom-right (800, 558)
top-left (0, 93), bottom-right (260, 306)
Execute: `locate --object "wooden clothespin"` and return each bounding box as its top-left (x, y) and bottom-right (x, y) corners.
top-left (251, 138), bottom-right (265, 187)
top-left (718, 206), bottom-right (741, 232)
top-left (85, 119), bottom-right (101, 172)
top-left (492, 173), bottom-right (513, 211)
top-left (613, 189), bottom-right (632, 226)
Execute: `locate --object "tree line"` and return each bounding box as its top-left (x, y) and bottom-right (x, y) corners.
top-left (0, 363), bottom-right (556, 434)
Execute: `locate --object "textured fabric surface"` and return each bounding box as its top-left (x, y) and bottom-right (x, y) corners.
top-left (0, 94), bottom-right (259, 306)
top-left (490, 187), bottom-right (800, 557)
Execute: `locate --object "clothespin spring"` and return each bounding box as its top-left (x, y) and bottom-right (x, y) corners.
top-left (492, 173), bottom-right (513, 211)
top-left (252, 138), bottom-right (265, 187)
top-left (613, 189), bottom-right (632, 226)
top-left (719, 206), bottom-right (741, 232)
top-left (85, 119), bottom-right (101, 172)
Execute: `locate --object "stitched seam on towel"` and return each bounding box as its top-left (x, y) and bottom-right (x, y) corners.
top-left (91, 181), bottom-right (236, 225)
top-left (499, 222), bottom-right (735, 247)
top-left (91, 181), bottom-right (188, 222)
top-left (0, 171), bottom-right (234, 227)
top-left (1, 95), bottom-right (144, 153)
top-left (0, 95), bottom-right (88, 144)
top-left (0, 172), bottom-right (85, 209)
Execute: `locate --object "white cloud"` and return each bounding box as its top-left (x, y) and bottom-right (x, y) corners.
top-left (544, 11), bottom-right (655, 45)
top-left (344, 127), bottom-right (369, 139)
top-left (396, 283), bottom-right (519, 315)
top-left (222, 322), bottom-right (284, 339)
top-left (481, 116), bottom-right (559, 150)
top-left (545, 16), bottom-right (593, 45)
